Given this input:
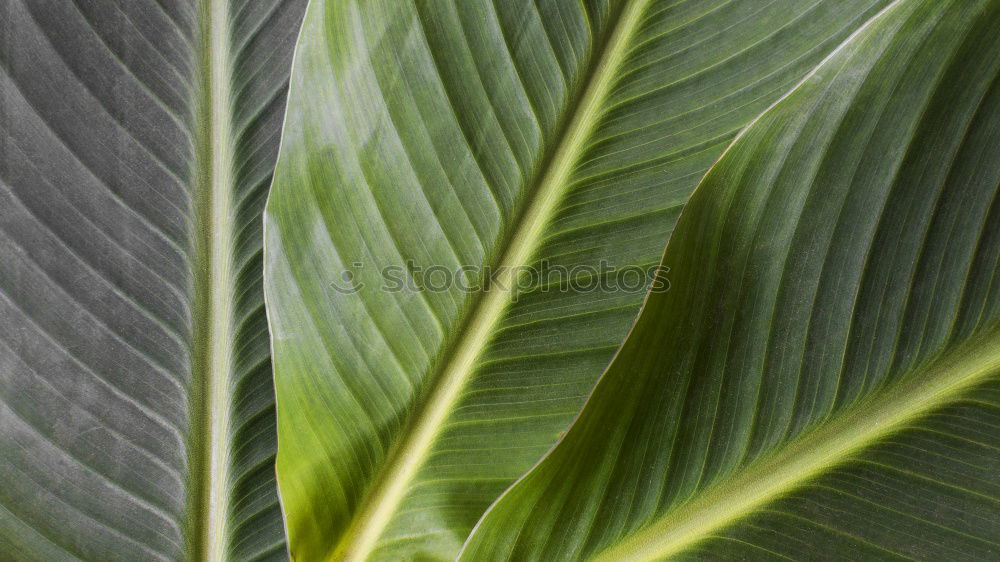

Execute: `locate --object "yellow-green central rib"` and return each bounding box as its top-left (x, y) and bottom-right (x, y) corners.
top-left (330, 1), bottom-right (653, 559)
top-left (188, 0), bottom-right (237, 559)
top-left (592, 327), bottom-right (1000, 562)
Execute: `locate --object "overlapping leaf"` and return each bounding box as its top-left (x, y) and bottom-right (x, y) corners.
top-left (460, 0), bottom-right (1000, 559)
top-left (263, 0), bottom-right (896, 559)
top-left (0, 1), bottom-right (305, 559)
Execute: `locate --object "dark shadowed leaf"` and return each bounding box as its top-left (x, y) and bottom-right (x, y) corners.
top-left (0, 1), bottom-right (306, 559)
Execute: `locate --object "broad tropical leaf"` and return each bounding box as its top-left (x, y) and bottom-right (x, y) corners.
top-left (0, 1), bottom-right (306, 559)
top-left (263, 0), bottom-right (895, 559)
top-left (460, 0), bottom-right (1000, 559)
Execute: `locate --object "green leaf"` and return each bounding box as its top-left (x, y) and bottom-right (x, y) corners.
top-left (264, 0), bottom-right (895, 559)
top-left (460, 0), bottom-right (1000, 559)
top-left (0, 1), bottom-right (305, 559)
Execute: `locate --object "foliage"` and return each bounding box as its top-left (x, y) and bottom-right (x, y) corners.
top-left (2, 1), bottom-right (997, 561)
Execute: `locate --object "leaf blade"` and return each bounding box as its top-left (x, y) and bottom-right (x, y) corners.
top-left (265, 0), bottom-right (897, 559)
top-left (0, 0), bottom-right (307, 559)
top-left (460, 0), bottom-right (1000, 558)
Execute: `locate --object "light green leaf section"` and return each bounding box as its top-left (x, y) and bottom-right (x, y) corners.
top-left (0, 0), bottom-right (305, 559)
top-left (264, 0), bottom-right (895, 559)
top-left (460, 0), bottom-right (1000, 559)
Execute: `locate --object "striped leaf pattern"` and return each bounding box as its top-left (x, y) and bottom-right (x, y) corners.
top-left (263, 0), bottom-right (894, 559)
top-left (460, 0), bottom-right (1000, 559)
top-left (0, 0), bottom-right (306, 559)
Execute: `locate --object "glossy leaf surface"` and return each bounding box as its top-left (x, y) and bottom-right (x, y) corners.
top-left (264, 0), bottom-right (894, 559)
top-left (461, 0), bottom-right (1000, 559)
top-left (0, 1), bottom-right (305, 559)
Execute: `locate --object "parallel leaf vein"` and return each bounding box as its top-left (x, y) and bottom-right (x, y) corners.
top-left (329, 0), bottom-right (656, 559)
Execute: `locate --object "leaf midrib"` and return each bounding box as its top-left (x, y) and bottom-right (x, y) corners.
top-left (591, 325), bottom-right (1000, 562)
top-left (328, 1), bottom-right (655, 559)
top-left (187, 0), bottom-right (238, 559)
